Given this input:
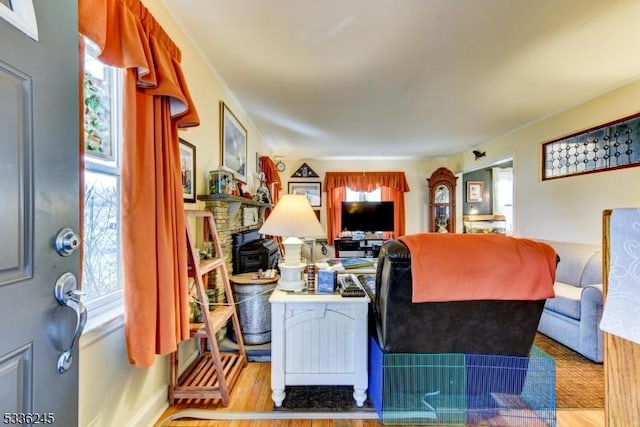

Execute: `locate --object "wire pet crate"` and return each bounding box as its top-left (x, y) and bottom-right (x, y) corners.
top-left (368, 337), bottom-right (556, 426)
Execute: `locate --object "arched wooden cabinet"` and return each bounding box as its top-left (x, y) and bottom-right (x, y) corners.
top-left (427, 167), bottom-right (457, 233)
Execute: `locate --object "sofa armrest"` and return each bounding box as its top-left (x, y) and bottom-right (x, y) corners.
top-left (374, 240), bottom-right (411, 348)
top-left (581, 284), bottom-right (603, 308)
top-left (579, 284), bottom-right (604, 362)
top-left (580, 284), bottom-right (603, 316)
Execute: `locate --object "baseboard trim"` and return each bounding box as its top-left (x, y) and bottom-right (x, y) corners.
top-left (158, 409), bottom-right (379, 423)
top-left (126, 386), bottom-right (170, 427)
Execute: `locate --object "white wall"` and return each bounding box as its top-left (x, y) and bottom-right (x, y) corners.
top-left (447, 79), bottom-right (640, 245)
top-left (78, 0), bottom-right (273, 425)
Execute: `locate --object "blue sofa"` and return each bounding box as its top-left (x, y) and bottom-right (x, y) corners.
top-left (537, 240), bottom-right (603, 362)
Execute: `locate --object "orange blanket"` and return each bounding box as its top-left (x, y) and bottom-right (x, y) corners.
top-left (398, 234), bottom-right (556, 303)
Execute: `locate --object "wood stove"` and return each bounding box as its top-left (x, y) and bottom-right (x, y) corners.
top-left (232, 229), bottom-right (279, 274)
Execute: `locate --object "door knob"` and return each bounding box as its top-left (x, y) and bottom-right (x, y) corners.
top-left (55, 227), bottom-right (80, 256)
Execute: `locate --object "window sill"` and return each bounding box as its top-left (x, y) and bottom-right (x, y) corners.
top-left (80, 299), bottom-right (124, 349)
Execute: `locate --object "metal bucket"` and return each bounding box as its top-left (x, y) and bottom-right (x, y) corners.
top-left (232, 281), bottom-right (277, 345)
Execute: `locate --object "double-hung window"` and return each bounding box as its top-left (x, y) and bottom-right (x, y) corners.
top-left (345, 187), bottom-right (381, 202)
top-left (82, 38), bottom-right (124, 321)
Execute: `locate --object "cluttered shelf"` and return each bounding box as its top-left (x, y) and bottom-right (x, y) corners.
top-left (462, 214), bottom-right (507, 234)
top-left (333, 237), bottom-right (387, 258)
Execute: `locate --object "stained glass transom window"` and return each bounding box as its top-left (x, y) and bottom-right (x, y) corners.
top-left (542, 113), bottom-right (640, 180)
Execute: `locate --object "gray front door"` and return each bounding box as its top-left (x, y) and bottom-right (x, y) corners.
top-left (0, 1), bottom-right (80, 425)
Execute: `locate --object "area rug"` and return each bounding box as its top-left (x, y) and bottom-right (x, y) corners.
top-left (274, 385), bottom-right (375, 412)
top-left (271, 336), bottom-right (603, 412)
top-left (534, 333), bottom-right (604, 409)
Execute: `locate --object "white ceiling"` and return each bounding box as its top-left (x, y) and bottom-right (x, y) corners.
top-left (162, 0), bottom-right (640, 159)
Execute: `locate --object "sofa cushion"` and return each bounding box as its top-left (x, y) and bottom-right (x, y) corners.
top-left (541, 240), bottom-right (600, 287)
top-left (544, 282), bottom-right (582, 320)
top-left (581, 251), bottom-right (603, 286)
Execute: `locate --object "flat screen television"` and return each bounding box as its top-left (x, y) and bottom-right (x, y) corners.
top-left (341, 201), bottom-right (395, 232)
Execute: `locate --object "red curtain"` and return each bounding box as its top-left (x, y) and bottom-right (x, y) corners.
top-left (381, 186), bottom-right (406, 238)
top-left (259, 156), bottom-right (282, 211)
top-left (323, 172), bottom-right (409, 244)
top-left (79, 0), bottom-right (200, 367)
top-left (324, 171), bottom-right (410, 193)
top-left (258, 156), bottom-right (283, 254)
top-left (326, 187), bottom-right (346, 245)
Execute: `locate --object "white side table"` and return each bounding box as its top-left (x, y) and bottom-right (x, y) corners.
top-left (269, 289), bottom-right (370, 407)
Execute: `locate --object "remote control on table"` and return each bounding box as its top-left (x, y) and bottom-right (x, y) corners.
top-left (338, 274), bottom-right (366, 297)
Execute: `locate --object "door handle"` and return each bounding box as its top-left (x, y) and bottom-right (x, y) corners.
top-left (54, 272), bottom-right (87, 374)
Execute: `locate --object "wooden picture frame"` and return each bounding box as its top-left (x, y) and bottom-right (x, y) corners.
top-left (288, 181), bottom-right (322, 207)
top-left (179, 138), bottom-right (196, 203)
top-left (466, 181), bottom-right (484, 203)
top-left (220, 101), bottom-right (247, 183)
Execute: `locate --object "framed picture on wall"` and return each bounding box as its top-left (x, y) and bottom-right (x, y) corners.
top-left (179, 138), bottom-right (196, 203)
top-left (466, 181), bottom-right (484, 203)
top-left (220, 101), bottom-right (247, 183)
top-left (288, 181), bottom-right (322, 207)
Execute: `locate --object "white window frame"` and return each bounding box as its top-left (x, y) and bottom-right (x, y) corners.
top-left (82, 39), bottom-right (125, 331)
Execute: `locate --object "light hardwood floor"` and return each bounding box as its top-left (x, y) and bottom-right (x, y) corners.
top-left (155, 362), bottom-right (604, 427)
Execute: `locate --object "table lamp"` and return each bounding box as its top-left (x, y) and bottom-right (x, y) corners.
top-left (259, 194), bottom-right (325, 291)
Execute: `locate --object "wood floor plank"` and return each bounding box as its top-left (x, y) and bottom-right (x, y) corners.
top-left (155, 362), bottom-right (604, 427)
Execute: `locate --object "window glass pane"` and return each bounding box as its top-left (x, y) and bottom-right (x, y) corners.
top-left (83, 171), bottom-right (121, 300)
top-left (84, 41), bottom-right (115, 162)
top-left (345, 187), bottom-right (381, 202)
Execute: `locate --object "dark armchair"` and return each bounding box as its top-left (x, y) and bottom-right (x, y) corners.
top-left (372, 238), bottom-right (549, 356)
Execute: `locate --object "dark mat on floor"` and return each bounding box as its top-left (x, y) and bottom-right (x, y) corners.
top-left (273, 385), bottom-right (375, 412)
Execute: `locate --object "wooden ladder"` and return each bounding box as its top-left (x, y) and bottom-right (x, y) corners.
top-left (168, 209), bottom-right (247, 406)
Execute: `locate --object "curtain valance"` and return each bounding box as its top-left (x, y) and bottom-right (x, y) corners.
top-left (324, 171), bottom-right (410, 193)
top-left (79, 0), bottom-right (200, 127)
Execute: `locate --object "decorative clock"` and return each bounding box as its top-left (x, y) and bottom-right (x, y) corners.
top-left (427, 167), bottom-right (457, 233)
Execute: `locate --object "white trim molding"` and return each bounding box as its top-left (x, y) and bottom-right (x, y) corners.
top-left (0, 0), bottom-right (38, 41)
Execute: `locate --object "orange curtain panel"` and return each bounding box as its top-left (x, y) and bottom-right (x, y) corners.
top-left (259, 156), bottom-right (282, 209)
top-left (79, 0), bottom-right (200, 367)
top-left (324, 172), bottom-right (409, 243)
top-left (326, 186), bottom-right (346, 245)
top-left (381, 186), bottom-right (406, 238)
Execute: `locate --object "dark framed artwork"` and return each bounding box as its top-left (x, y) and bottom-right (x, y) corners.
top-left (179, 138), bottom-right (196, 203)
top-left (220, 101), bottom-right (247, 183)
